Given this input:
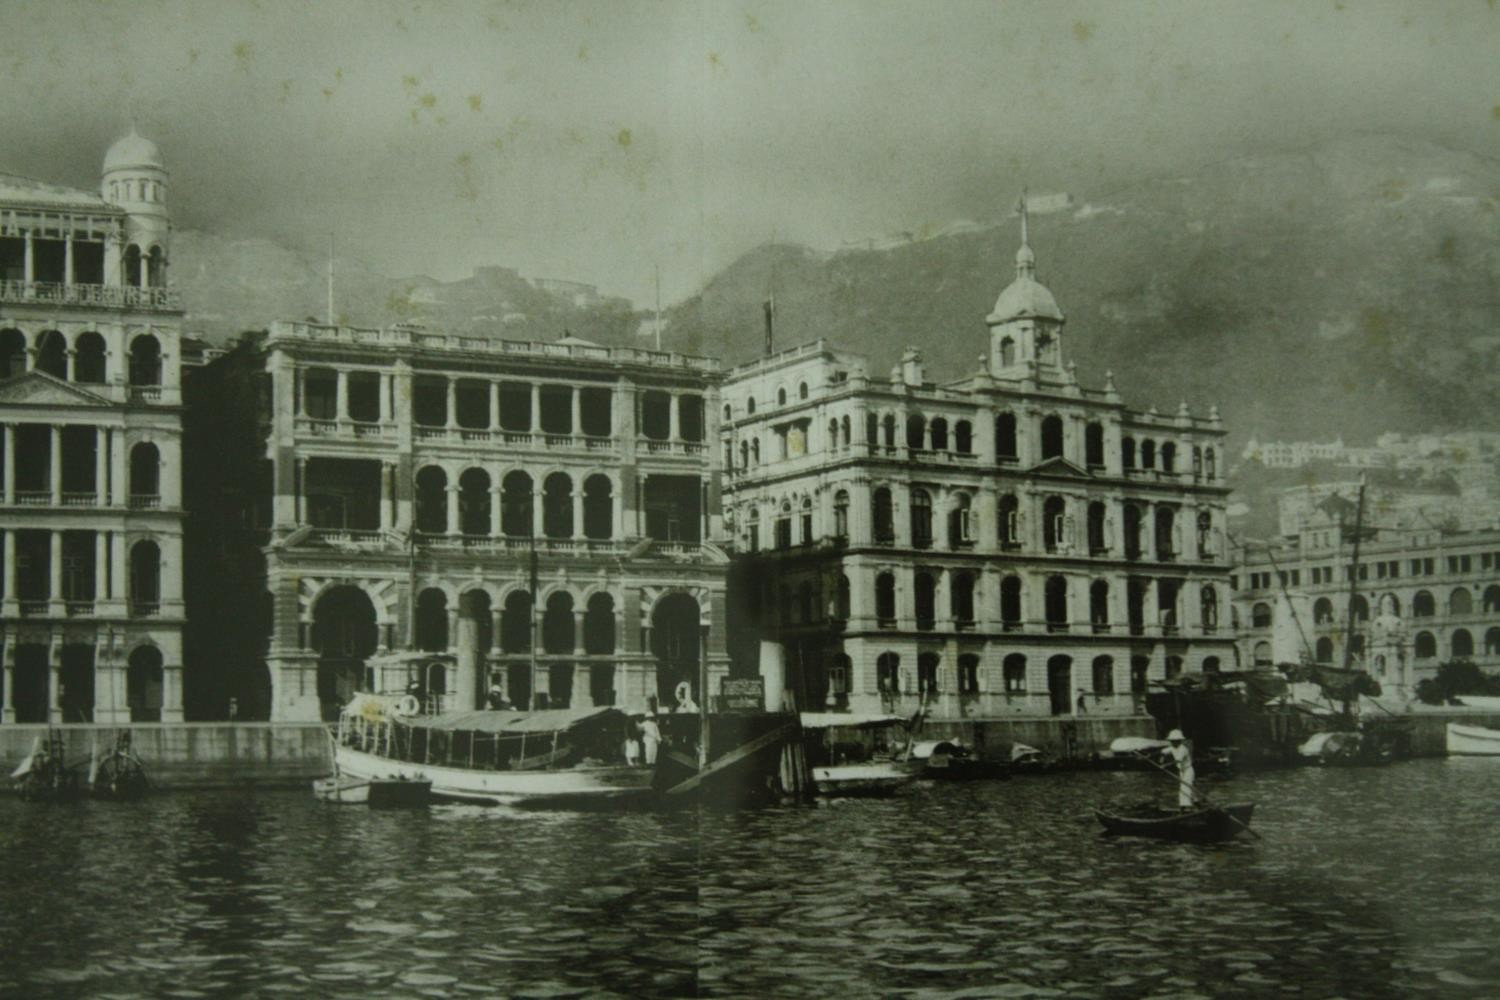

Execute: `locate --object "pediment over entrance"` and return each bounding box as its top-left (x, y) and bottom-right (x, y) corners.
top-left (0, 371), bottom-right (112, 407)
top-left (1028, 456), bottom-right (1091, 478)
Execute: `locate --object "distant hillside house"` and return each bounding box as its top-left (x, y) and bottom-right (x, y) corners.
top-left (721, 202), bottom-right (1233, 721)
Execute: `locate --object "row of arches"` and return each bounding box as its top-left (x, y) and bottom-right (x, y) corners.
top-left (6, 530), bottom-right (162, 610)
top-left (0, 328), bottom-right (163, 385)
top-left (4, 643), bottom-right (164, 723)
top-left (413, 468), bottom-right (614, 538)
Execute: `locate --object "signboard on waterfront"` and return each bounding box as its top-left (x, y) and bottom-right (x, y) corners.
top-left (719, 678), bottom-right (765, 713)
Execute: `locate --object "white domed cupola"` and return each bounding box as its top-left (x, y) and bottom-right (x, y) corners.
top-left (987, 192), bottom-right (1065, 377)
top-left (101, 127), bottom-right (170, 289)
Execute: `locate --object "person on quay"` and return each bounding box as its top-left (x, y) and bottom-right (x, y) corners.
top-left (1075, 689), bottom-right (1088, 715)
top-left (640, 713), bottom-right (662, 766)
top-left (1165, 729), bottom-right (1196, 809)
top-left (623, 718), bottom-right (642, 767)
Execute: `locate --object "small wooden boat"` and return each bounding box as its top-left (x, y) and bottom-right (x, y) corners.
top-left (313, 774), bottom-right (432, 808)
top-left (811, 760), bottom-right (915, 797)
top-left (1095, 802), bottom-right (1256, 843)
top-left (908, 740), bottom-right (1009, 781)
top-left (1446, 722), bottom-right (1500, 756)
top-left (799, 712), bottom-right (917, 798)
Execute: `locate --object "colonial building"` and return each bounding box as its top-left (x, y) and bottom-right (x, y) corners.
top-left (1233, 519), bottom-right (1500, 690)
top-left (720, 210), bottom-right (1234, 720)
top-left (187, 321), bottom-right (729, 722)
top-left (0, 130), bottom-right (185, 723)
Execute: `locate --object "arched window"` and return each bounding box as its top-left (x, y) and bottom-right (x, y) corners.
top-left (1205, 448), bottom-right (1217, 479)
top-left (914, 572), bottom-right (936, 630)
top-left (1165, 655), bottom-right (1184, 680)
top-left (1192, 446), bottom-right (1203, 480)
top-left (999, 336), bottom-right (1015, 367)
top-left (1000, 575), bottom-right (1022, 628)
top-left (877, 652), bottom-right (901, 694)
top-left (746, 396), bottom-right (756, 415)
top-left (800, 496), bottom-right (814, 545)
top-left (929, 418), bottom-right (948, 451)
top-left (583, 474), bottom-right (612, 539)
top-left (1484, 585), bottom-right (1500, 614)
top-left (1121, 436), bottom-right (1136, 469)
top-left (1141, 439), bottom-right (1156, 469)
top-left (1413, 591), bottom-right (1435, 617)
top-left (129, 540), bottom-right (160, 614)
top-left (1003, 653), bottom-right (1026, 693)
top-left (1196, 510), bottom-right (1213, 558)
top-left (951, 572), bottom-right (975, 625)
top-left (0, 329), bottom-right (25, 379)
top-left (1045, 576), bottom-right (1068, 631)
top-left (415, 466), bottom-right (447, 534)
top-left (745, 506), bottom-right (760, 552)
top-left (1485, 627), bottom-right (1500, 657)
top-left (1160, 442), bottom-right (1176, 473)
top-left (501, 591), bottom-right (532, 653)
top-left (995, 412), bottom-right (1017, 460)
top-left (501, 471), bottom-right (533, 537)
top-left (543, 591), bottom-right (575, 654)
top-left (1414, 631), bottom-right (1436, 659)
top-left (865, 412), bottom-right (878, 446)
top-left (129, 443), bottom-right (160, 499)
top-left (835, 574), bottom-right (851, 621)
top-left (146, 246), bottom-right (166, 287)
top-left (1252, 642), bottom-right (1272, 667)
top-left (128, 334), bottom-right (161, 386)
top-left (875, 573), bottom-right (896, 624)
top-left (954, 420), bottom-right (972, 454)
top-left (35, 330), bottom-right (66, 379)
top-left (906, 414), bottom-right (926, 450)
top-left (1043, 496), bottom-right (1066, 552)
top-left (1155, 506), bottom-right (1176, 561)
top-left (1451, 588), bottom-right (1474, 616)
top-left (999, 494), bottom-right (1020, 548)
top-left (774, 500), bottom-right (793, 549)
top-left (1123, 504), bottom-right (1143, 559)
top-left (918, 652), bottom-right (940, 695)
top-left (948, 493), bottom-right (973, 547)
top-left (910, 489), bottom-right (932, 548)
top-left (958, 654), bottom-right (980, 695)
top-left (833, 490), bottom-right (850, 541)
top-left (1088, 502), bottom-right (1107, 554)
top-left (74, 332), bottom-right (106, 383)
top-left (1040, 415), bottom-right (1064, 460)
top-left (751, 438), bottom-right (761, 465)
top-left (777, 386), bottom-right (787, 406)
top-left (1315, 637), bottom-right (1334, 662)
top-left (1453, 629), bottom-right (1475, 659)
top-left (1313, 597), bottom-right (1335, 624)
top-left (882, 413), bottom-right (896, 447)
top-left (1090, 579), bottom-right (1109, 630)
top-left (1252, 602), bottom-right (1272, 628)
top-left (415, 588), bottom-right (448, 651)
top-left (1131, 656), bottom-right (1150, 694)
top-left (841, 415), bottom-right (851, 447)
top-left (1350, 595), bottom-right (1370, 622)
top-left (542, 473), bottom-right (572, 538)
top-left (584, 592), bottom-right (616, 654)
top-left (796, 382), bottom-right (807, 400)
top-left (1092, 655), bottom-right (1114, 696)
top-left (723, 403), bottom-right (732, 421)
top-left (1085, 423), bottom-right (1104, 467)
top-left (1200, 586), bottom-right (1218, 629)
top-left (124, 244), bottom-right (142, 287)
top-left (458, 468), bottom-right (491, 535)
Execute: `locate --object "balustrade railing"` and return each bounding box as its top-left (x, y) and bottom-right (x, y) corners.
top-left (14, 492), bottom-right (51, 505)
top-left (61, 493), bottom-right (98, 507)
top-left (128, 494), bottom-right (161, 510)
top-left (0, 280), bottom-right (181, 310)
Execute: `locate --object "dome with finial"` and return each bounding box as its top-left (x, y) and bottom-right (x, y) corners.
top-left (987, 193), bottom-right (1064, 325)
top-left (103, 128), bottom-right (165, 173)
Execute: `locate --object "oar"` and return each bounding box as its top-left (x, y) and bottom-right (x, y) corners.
top-left (1130, 748), bottom-right (1262, 841)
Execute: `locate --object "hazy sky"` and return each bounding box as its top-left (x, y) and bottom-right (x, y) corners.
top-left (3, 0), bottom-right (1498, 304)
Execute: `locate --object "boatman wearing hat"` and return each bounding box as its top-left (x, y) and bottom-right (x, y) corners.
top-left (1165, 729), bottom-right (1196, 809)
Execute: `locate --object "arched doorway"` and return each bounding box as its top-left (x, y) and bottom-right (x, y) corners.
top-left (1047, 654), bottom-right (1072, 716)
top-left (128, 645), bottom-right (164, 722)
top-left (311, 585), bottom-right (377, 721)
top-left (59, 644), bottom-right (95, 723)
top-left (13, 644), bottom-right (49, 722)
top-left (652, 592), bottom-right (702, 707)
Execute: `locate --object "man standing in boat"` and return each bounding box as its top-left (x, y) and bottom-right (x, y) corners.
top-left (1165, 729), bottom-right (1196, 809)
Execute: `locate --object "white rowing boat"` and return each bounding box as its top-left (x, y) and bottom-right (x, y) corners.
top-left (1446, 722), bottom-right (1500, 756)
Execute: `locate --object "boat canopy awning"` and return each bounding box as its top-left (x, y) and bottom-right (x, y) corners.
top-left (401, 706), bottom-right (624, 734)
top-left (799, 712), bottom-right (905, 730)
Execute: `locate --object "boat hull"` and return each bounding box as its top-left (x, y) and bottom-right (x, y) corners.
top-left (333, 744), bottom-right (654, 806)
top-left (1095, 802), bottom-right (1256, 843)
top-left (813, 762), bottom-right (915, 798)
top-left (314, 774), bottom-right (432, 808)
top-left (1446, 722), bottom-right (1500, 756)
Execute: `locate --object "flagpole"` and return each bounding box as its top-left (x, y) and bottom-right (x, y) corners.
top-left (1341, 473), bottom-right (1368, 673)
top-left (654, 263), bottom-right (662, 352)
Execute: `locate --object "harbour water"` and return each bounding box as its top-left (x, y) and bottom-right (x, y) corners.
top-left (3, 759), bottom-right (1499, 998)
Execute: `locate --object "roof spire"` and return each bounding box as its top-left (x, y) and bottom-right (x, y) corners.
top-left (1014, 189), bottom-right (1036, 279)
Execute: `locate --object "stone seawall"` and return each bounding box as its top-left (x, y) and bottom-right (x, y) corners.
top-left (0, 723), bottom-right (332, 790)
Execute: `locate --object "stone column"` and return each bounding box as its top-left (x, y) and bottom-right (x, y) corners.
top-left (335, 369), bottom-right (349, 422)
top-left (49, 426), bottom-right (61, 503)
top-left (572, 487), bottom-right (584, 541)
top-left (63, 234), bottom-right (74, 287)
top-left (379, 463), bottom-right (394, 531)
top-left (530, 384), bottom-right (541, 433)
top-left (65, 349), bottom-right (76, 382)
top-left (111, 429), bottom-right (125, 507)
top-left (94, 531), bottom-right (108, 602)
top-left (23, 229), bottom-right (34, 284)
top-left (95, 428), bottom-right (108, 505)
top-left (489, 381), bottom-right (500, 429)
top-left (532, 489), bottom-right (544, 539)
top-left (445, 378), bottom-right (457, 429)
top-left (668, 392), bottom-right (681, 441)
top-left (48, 531), bottom-right (62, 610)
top-left (1, 530), bottom-right (13, 603)
top-left (380, 371), bottom-right (393, 423)
top-left (1, 634), bottom-right (13, 723)
top-left (294, 458), bottom-right (306, 523)
top-left (570, 388), bottom-right (581, 437)
top-left (111, 532), bottom-right (126, 602)
top-left (490, 484), bottom-right (502, 537)
top-left (3, 424), bottom-right (13, 505)
top-left (445, 484), bottom-right (460, 535)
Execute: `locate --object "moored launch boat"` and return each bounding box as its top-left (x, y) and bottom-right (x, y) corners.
top-left (331, 694), bottom-right (655, 807)
top-left (1095, 802), bottom-right (1256, 844)
top-left (313, 774), bottom-right (432, 807)
top-left (908, 739), bottom-right (1010, 781)
top-left (1446, 722), bottom-right (1500, 756)
top-left (800, 713), bottom-right (917, 798)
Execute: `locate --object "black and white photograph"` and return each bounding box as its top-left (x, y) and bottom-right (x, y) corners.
top-left (2, 1), bottom-right (1499, 996)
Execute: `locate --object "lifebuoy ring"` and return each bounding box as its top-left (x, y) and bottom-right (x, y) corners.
top-left (674, 680), bottom-right (693, 706)
top-left (396, 694), bottom-right (420, 717)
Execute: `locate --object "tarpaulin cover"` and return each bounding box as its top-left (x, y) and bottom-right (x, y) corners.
top-left (399, 706), bottom-right (623, 734)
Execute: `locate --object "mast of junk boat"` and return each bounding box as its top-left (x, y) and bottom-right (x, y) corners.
top-left (1340, 474), bottom-right (1369, 673)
